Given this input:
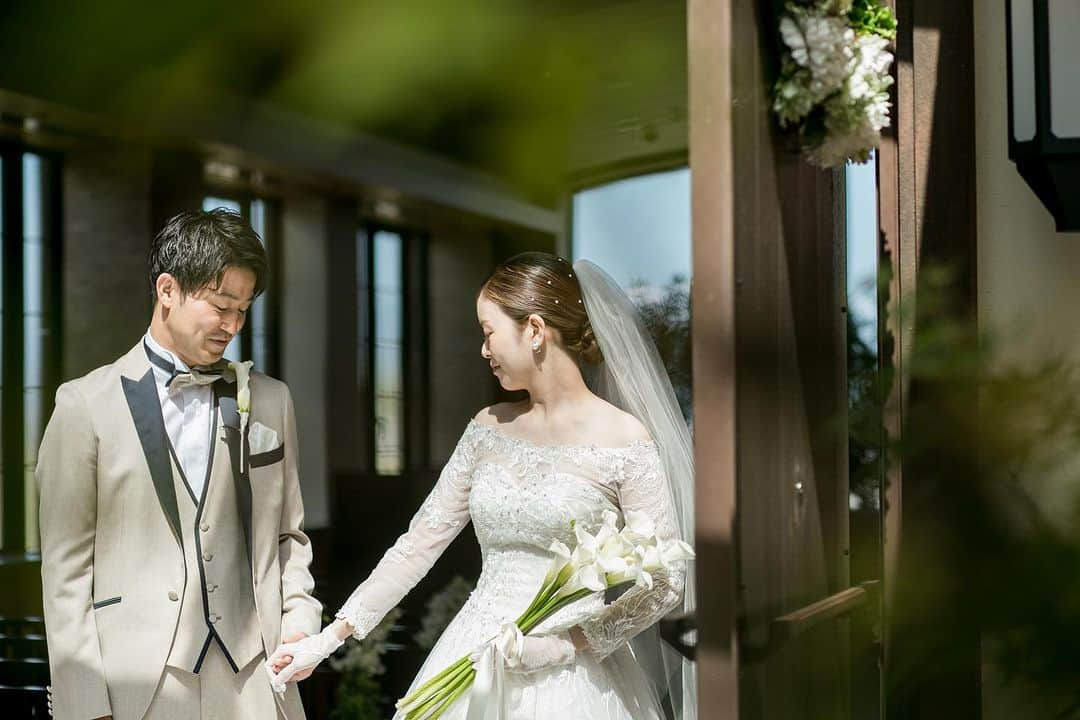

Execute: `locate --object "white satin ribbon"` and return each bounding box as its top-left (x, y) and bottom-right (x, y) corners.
top-left (465, 622), bottom-right (522, 720)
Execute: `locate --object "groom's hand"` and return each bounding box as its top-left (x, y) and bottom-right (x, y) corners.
top-left (266, 626), bottom-right (344, 693)
top-left (275, 632), bottom-right (314, 683)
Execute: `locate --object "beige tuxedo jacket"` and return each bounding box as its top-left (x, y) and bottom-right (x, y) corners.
top-left (38, 342), bottom-right (322, 720)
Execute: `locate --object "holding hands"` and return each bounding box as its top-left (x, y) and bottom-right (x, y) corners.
top-left (265, 623), bottom-right (350, 693)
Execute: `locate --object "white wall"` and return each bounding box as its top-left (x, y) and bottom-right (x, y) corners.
top-left (976, 0), bottom-right (1080, 368)
top-left (281, 194), bottom-right (330, 528)
top-left (975, 1), bottom-right (1080, 715)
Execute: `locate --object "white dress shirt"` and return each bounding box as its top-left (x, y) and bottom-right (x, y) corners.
top-left (144, 331), bottom-right (215, 500)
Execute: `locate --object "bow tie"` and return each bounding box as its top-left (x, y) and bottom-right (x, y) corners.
top-left (144, 341), bottom-right (229, 392)
top-left (167, 367), bottom-right (225, 391)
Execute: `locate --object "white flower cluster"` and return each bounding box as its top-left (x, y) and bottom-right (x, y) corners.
top-left (773, 0), bottom-right (895, 168)
top-left (547, 510), bottom-right (694, 597)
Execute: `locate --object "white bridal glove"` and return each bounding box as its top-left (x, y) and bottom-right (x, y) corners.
top-left (471, 625), bottom-right (577, 675)
top-left (265, 626), bottom-right (344, 693)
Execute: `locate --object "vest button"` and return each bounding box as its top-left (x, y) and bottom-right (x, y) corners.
top-left (203, 551), bottom-right (213, 562)
top-left (200, 523), bottom-right (210, 532)
top-left (207, 584), bottom-right (217, 593)
top-left (168, 591), bottom-right (179, 602)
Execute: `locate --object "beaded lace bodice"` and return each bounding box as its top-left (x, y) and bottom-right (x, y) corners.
top-left (336, 419), bottom-right (685, 659)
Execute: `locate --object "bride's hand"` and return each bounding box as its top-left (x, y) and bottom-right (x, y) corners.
top-left (264, 623), bottom-right (348, 693)
top-left (470, 624), bottom-right (582, 674)
top-left (506, 633), bottom-right (578, 673)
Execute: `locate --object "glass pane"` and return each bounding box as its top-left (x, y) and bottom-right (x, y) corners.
top-left (23, 155), bottom-right (42, 240)
top-left (845, 154), bottom-right (883, 715)
top-left (846, 154), bottom-right (882, 519)
top-left (1049, 0), bottom-right (1080, 137)
top-left (373, 230), bottom-right (404, 476)
top-left (1010, 0), bottom-right (1037, 141)
top-left (24, 154), bottom-right (47, 553)
top-left (250, 200), bottom-right (269, 371)
top-left (356, 228), bottom-right (369, 390)
top-left (572, 167), bottom-right (692, 419)
top-left (203, 196), bottom-right (242, 214)
top-left (23, 388), bottom-right (43, 471)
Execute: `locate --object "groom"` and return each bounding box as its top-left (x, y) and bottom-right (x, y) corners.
top-left (38, 209), bottom-right (321, 720)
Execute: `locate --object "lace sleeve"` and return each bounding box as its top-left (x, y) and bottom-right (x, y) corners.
top-left (576, 443), bottom-right (686, 660)
top-left (335, 422), bottom-right (481, 640)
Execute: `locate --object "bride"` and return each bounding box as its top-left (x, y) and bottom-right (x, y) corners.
top-left (267, 252), bottom-right (696, 719)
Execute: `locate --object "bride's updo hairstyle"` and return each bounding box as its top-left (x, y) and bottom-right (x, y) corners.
top-left (480, 251), bottom-right (604, 365)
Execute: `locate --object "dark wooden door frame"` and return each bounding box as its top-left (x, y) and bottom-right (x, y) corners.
top-left (691, 0), bottom-right (853, 717)
top-left (878, 0), bottom-right (981, 718)
top-left (689, 0), bottom-right (738, 716)
top-left (690, 1), bottom-right (983, 719)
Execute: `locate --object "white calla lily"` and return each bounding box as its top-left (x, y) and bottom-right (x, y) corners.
top-left (229, 360), bottom-right (255, 471)
top-left (622, 509), bottom-right (655, 543)
top-left (543, 540), bottom-right (573, 586)
top-left (660, 538), bottom-right (696, 567)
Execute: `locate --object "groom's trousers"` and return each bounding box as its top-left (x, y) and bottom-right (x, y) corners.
top-left (144, 643), bottom-right (284, 720)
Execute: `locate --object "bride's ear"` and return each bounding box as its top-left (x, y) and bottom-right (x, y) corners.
top-left (525, 313), bottom-right (547, 345)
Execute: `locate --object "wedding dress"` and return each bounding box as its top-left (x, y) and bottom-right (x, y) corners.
top-left (336, 418), bottom-right (686, 719)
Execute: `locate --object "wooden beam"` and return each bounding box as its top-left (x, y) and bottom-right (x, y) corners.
top-left (688, 0), bottom-right (738, 717)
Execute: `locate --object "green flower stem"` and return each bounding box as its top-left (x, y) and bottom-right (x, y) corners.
top-left (519, 588), bottom-right (593, 635)
top-left (407, 673), bottom-right (457, 720)
top-left (398, 656), bottom-right (471, 712)
top-left (419, 667), bottom-right (476, 720)
top-left (398, 572), bottom-right (603, 716)
top-left (515, 581), bottom-right (554, 626)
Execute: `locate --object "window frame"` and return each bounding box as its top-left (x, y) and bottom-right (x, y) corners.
top-left (1, 141), bottom-right (63, 555)
top-left (360, 220), bottom-right (429, 477)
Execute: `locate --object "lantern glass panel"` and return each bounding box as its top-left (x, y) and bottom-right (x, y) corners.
top-left (1011, 0), bottom-right (1037, 142)
top-left (1049, 0), bottom-right (1080, 139)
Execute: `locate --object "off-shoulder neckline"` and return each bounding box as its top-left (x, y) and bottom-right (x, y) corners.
top-left (468, 418), bottom-right (657, 452)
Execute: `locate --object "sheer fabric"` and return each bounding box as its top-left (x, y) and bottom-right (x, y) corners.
top-left (574, 260), bottom-right (697, 720)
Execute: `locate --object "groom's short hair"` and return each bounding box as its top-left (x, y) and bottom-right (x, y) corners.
top-left (149, 208), bottom-right (269, 301)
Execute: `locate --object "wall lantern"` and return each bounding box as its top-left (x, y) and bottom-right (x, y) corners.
top-left (1006, 0), bottom-right (1080, 231)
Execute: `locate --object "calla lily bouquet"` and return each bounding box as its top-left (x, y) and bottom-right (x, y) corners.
top-left (395, 510), bottom-right (694, 720)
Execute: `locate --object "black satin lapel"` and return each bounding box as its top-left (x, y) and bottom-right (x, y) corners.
top-left (219, 394), bottom-right (240, 429)
top-left (216, 380), bottom-right (252, 562)
top-left (122, 371), bottom-right (183, 547)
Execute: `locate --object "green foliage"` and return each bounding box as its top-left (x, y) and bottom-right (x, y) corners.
top-left (848, 0), bottom-right (897, 39)
top-left (630, 276), bottom-right (692, 421)
top-left (328, 667), bottom-right (382, 720)
top-left (885, 261), bottom-right (1080, 714)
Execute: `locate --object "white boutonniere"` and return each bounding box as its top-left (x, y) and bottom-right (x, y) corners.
top-left (230, 360), bottom-right (254, 472)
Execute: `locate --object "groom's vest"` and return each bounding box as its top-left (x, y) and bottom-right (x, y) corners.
top-left (166, 426), bottom-right (262, 673)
